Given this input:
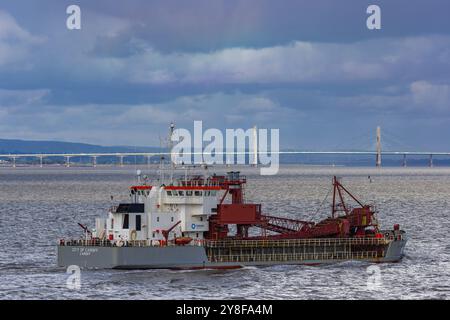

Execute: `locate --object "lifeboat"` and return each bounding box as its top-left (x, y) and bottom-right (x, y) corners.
top-left (174, 237), bottom-right (193, 245)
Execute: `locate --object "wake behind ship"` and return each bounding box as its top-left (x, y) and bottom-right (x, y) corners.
top-left (57, 170), bottom-right (407, 269)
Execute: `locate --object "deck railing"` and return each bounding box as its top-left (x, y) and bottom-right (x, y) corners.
top-left (59, 237), bottom-right (391, 248)
top-left (208, 251), bottom-right (381, 263)
top-left (204, 237), bottom-right (390, 248)
top-left (60, 239), bottom-right (157, 247)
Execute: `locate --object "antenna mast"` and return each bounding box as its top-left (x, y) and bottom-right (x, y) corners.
top-left (158, 134), bottom-right (164, 183)
top-left (158, 122), bottom-right (176, 184)
top-left (331, 176), bottom-right (364, 217)
top-left (168, 122), bottom-right (175, 182)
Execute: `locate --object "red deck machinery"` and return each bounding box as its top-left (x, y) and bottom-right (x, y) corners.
top-left (205, 173), bottom-right (379, 240)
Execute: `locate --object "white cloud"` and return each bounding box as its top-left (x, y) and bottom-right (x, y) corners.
top-left (117, 92), bottom-right (299, 128)
top-left (0, 92), bottom-right (300, 145)
top-left (99, 35), bottom-right (450, 86)
top-left (323, 81), bottom-right (450, 114)
top-left (0, 11), bottom-right (44, 67)
top-left (0, 11), bottom-right (34, 40)
top-left (410, 81), bottom-right (450, 110)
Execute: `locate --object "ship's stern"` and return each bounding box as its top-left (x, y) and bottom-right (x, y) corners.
top-left (381, 230), bottom-right (407, 262)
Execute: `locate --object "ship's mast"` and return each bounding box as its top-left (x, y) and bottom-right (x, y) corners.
top-left (168, 122), bottom-right (175, 182)
top-left (158, 134), bottom-right (165, 183)
top-left (159, 122), bottom-right (176, 184)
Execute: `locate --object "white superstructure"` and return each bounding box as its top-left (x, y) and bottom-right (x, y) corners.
top-left (93, 174), bottom-right (222, 246)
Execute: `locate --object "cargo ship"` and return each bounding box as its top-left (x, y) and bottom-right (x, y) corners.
top-left (57, 170), bottom-right (407, 269)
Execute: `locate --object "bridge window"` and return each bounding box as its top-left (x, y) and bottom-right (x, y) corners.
top-left (167, 191), bottom-right (172, 196)
top-left (171, 217), bottom-right (174, 222)
top-left (194, 191), bottom-right (201, 196)
top-left (179, 191), bottom-right (184, 196)
top-left (123, 214), bottom-right (129, 229)
top-left (186, 191), bottom-right (193, 196)
top-left (157, 217), bottom-right (160, 222)
top-left (136, 215), bottom-right (141, 231)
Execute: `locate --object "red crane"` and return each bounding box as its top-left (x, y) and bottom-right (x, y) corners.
top-left (206, 173), bottom-right (379, 240)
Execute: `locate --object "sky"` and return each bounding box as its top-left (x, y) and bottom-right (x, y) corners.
top-left (0, 0), bottom-right (450, 150)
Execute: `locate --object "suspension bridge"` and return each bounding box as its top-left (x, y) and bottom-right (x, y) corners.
top-left (0, 127), bottom-right (448, 168)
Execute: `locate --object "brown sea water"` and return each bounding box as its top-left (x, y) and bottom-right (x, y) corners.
top-left (0, 165), bottom-right (449, 299)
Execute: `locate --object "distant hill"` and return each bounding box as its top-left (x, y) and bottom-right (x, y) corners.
top-left (0, 138), bottom-right (162, 154)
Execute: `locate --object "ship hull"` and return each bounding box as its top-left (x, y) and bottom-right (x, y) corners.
top-left (57, 238), bottom-right (407, 269)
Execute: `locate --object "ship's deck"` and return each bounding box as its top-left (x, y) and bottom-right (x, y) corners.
top-left (204, 237), bottom-right (392, 263)
top-left (204, 237), bottom-right (390, 247)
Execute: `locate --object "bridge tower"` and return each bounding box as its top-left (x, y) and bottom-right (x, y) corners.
top-left (65, 156), bottom-right (71, 168)
top-left (252, 125), bottom-right (258, 167)
top-left (376, 126), bottom-right (382, 167)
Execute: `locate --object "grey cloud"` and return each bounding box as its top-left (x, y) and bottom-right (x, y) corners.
top-left (68, 0), bottom-right (450, 53)
top-left (0, 89), bottom-right (50, 106)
